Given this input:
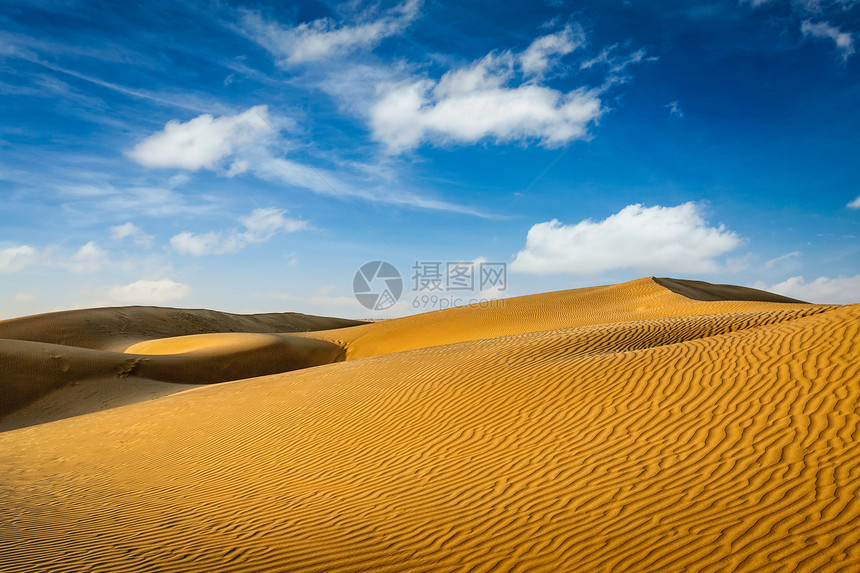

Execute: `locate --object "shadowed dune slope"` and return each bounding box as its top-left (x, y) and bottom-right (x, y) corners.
top-left (0, 306), bottom-right (364, 352)
top-left (0, 282), bottom-right (858, 572)
top-left (653, 277), bottom-right (807, 303)
top-left (305, 277), bottom-right (825, 359)
top-left (0, 307), bottom-right (362, 426)
top-left (0, 334), bottom-right (346, 423)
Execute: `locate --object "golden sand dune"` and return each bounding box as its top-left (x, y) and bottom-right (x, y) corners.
top-left (304, 277), bottom-right (818, 359)
top-left (0, 305), bottom-right (364, 351)
top-left (0, 333), bottom-right (346, 430)
top-left (0, 308), bottom-right (361, 427)
top-left (1, 278), bottom-right (859, 572)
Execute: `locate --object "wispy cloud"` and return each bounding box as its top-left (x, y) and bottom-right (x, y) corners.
top-left (754, 274), bottom-right (860, 304)
top-left (666, 100), bottom-right (684, 118)
top-left (765, 250), bottom-right (801, 268)
top-left (739, 0), bottom-right (776, 7)
top-left (579, 45), bottom-right (655, 84)
top-left (848, 194), bottom-right (860, 208)
top-left (520, 24), bottom-right (585, 77)
top-left (58, 181), bottom-right (223, 219)
top-left (107, 279), bottom-right (191, 305)
top-left (0, 245), bottom-right (40, 274)
top-left (170, 207), bottom-right (308, 256)
top-left (801, 20), bottom-right (855, 61)
top-left (110, 222), bottom-right (154, 247)
top-left (510, 202), bottom-right (741, 275)
top-left (238, 0), bottom-right (422, 66)
top-left (0, 28), bottom-right (235, 116)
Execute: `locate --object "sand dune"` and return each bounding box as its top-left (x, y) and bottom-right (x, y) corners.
top-left (0, 305), bottom-right (364, 351)
top-left (1, 278), bottom-right (858, 572)
top-left (0, 308), bottom-right (362, 427)
top-left (303, 277), bottom-right (823, 359)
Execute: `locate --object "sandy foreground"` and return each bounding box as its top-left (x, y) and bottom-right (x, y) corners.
top-left (1, 277), bottom-right (858, 572)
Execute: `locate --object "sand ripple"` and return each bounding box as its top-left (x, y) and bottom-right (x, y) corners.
top-left (1, 278), bottom-right (858, 572)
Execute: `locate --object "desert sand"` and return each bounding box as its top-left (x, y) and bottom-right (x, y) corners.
top-left (1, 277), bottom-right (858, 572)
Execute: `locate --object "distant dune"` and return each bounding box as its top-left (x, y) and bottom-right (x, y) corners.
top-left (0, 308), bottom-right (363, 427)
top-left (1, 277), bottom-right (858, 572)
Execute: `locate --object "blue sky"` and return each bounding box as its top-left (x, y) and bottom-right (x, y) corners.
top-left (1, 0), bottom-right (858, 318)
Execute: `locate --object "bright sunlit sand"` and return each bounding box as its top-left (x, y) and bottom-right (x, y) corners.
top-left (1, 277), bottom-right (858, 572)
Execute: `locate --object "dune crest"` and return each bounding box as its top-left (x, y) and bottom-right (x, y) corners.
top-left (652, 276), bottom-right (807, 303)
top-left (1, 278), bottom-right (858, 572)
top-left (304, 276), bottom-right (826, 359)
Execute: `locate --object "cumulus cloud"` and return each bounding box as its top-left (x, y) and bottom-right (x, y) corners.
top-left (801, 20), bottom-right (855, 61)
top-left (171, 207), bottom-right (308, 256)
top-left (110, 222), bottom-right (154, 247)
top-left (107, 279), bottom-right (191, 305)
top-left (848, 194), bottom-right (860, 208)
top-left (510, 202), bottom-right (741, 275)
top-left (756, 275), bottom-right (860, 304)
top-left (0, 245), bottom-right (39, 273)
top-left (127, 105), bottom-right (271, 170)
top-left (239, 0), bottom-right (421, 66)
top-left (62, 241), bottom-right (107, 273)
top-left (370, 42), bottom-right (604, 153)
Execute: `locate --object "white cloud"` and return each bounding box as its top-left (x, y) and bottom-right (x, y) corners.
top-left (107, 279), bottom-right (191, 305)
top-left (62, 241), bottom-right (107, 273)
top-left (252, 156), bottom-right (491, 216)
top-left (370, 47), bottom-right (603, 153)
top-left (58, 181), bottom-right (221, 218)
top-left (520, 24), bottom-right (585, 77)
top-left (11, 292), bottom-right (37, 303)
top-left (127, 105), bottom-right (271, 170)
top-left (110, 222), bottom-right (154, 247)
top-left (848, 194), bottom-right (860, 208)
top-left (801, 20), bottom-right (855, 61)
top-left (510, 202), bottom-right (741, 275)
top-left (756, 275), bottom-right (860, 304)
top-left (238, 206), bottom-right (308, 239)
top-left (742, 0), bottom-right (859, 11)
top-left (0, 245), bottom-right (39, 273)
top-left (579, 45), bottom-right (654, 84)
top-left (793, 0), bottom-right (859, 14)
top-left (765, 250), bottom-right (800, 268)
top-left (170, 231), bottom-right (224, 257)
top-left (667, 100), bottom-right (684, 118)
top-left (239, 0), bottom-right (421, 66)
top-left (171, 207), bottom-right (308, 256)
top-left (125, 106), bottom-right (485, 216)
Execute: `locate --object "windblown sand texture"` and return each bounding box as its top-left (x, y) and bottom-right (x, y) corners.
top-left (1, 277), bottom-right (859, 572)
